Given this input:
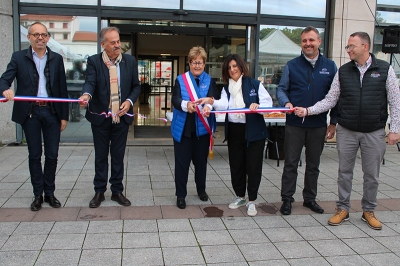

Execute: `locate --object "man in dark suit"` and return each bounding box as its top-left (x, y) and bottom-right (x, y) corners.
top-left (79, 26), bottom-right (141, 208)
top-left (0, 22), bottom-right (69, 211)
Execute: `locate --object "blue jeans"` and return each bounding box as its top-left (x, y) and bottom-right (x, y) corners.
top-left (21, 105), bottom-right (61, 196)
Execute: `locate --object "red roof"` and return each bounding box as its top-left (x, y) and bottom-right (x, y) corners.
top-left (73, 31), bottom-right (97, 42)
top-left (20, 15), bottom-right (74, 21)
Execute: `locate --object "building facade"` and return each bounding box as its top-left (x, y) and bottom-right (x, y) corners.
top-left (0, 0), bottom-right (399, 143)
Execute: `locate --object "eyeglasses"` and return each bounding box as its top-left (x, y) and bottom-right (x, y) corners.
top-left (29, 33), bottom-right (49, 39)
top-left (345, 43), bottom-right (365, 51)
top-left (190, 61), bottom-right (204, 66)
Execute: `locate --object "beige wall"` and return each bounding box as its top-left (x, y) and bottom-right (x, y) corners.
top-left (329, 0), bottom-right (377, 67)
top-left (0, 0), bottom-right (14, 144)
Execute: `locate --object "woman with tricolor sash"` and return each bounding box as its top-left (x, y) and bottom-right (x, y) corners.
top-left (217, 54), bottom-right (273, 216)
top-left (171, 46), bottom-right (219, 209)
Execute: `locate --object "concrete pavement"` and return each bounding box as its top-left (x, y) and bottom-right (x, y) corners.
top-left (0, 143), bottom-right (400, 265)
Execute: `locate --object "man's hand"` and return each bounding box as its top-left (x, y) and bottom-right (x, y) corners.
top-left (285, 102), bottom-right (293, 109)
top-left (60, 120), bottom-right (68, 132)
top-left (118, 100), bottom-right (131, 117)
top-left (2, 89), bottom-right (14, 101)
top-left (326, 124), bottom-right (336, 139)
top-left (388, 132), bottom-right (399, 145)
top-left (79, 94), bottom-right (90, 108)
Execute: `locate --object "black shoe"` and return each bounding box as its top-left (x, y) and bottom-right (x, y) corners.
top-left (198, 191), bottom-right (209, 201)
top-left (303, 201), bottom-right (324, 214)
top-left (177, 198), bottom-right (186, 209)
top-left (31, 195), bottom-right (43, 211)
top-left (111, 193), bottom-right (131, 206)
top-left (44, 195), bottom-right (61, 208)
top-left (280, 199), bottom-right (293, 215)
top-left (89, 192), bottom-right (105, 208)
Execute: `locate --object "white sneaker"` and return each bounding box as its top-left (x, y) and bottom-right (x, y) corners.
top-left (246, 202), bottom-right (257, 216)
top-left (229, 197), bottom-right (246, 209)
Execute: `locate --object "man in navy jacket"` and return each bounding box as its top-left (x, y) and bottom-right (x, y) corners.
top-left (79, 27), bottom-right (141, 208)
top-left (277, 26), bottom-right (337, 215)
top-left (0, 22), bottom-right (69, 211)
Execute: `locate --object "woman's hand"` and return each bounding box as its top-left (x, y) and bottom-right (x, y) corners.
top-left (194, 97), bottom-right (214, 105)
top-left (187, 101), bottom-right (196, 113)
top-left (202, 105), bottom-right (211, 117)
top-left (249, 103), bottom-right (259, 111)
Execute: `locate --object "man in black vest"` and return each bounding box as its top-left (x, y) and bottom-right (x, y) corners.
top-left (296, 32), bottom-right (400, 230)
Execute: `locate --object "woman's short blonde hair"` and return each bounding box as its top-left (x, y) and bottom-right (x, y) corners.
top-left (187, 46), bottom-right (207, 64)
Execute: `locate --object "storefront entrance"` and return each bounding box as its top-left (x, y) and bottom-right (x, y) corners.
top-left (114, 21), bottom-right (248, 139)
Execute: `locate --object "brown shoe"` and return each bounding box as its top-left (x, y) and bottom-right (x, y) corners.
top-left (328, 208), bottom-right (349, 226)
top-left (362, 211), bottom-right (382, 230)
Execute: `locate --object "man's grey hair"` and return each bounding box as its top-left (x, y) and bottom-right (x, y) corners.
top-left (99, 26), bottom-right (120, 42)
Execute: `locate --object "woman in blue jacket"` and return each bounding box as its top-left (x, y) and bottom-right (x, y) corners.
top-left (171, 46), bottom-right (218, 209)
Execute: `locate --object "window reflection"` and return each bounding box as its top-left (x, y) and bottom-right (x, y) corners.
top-left (184, 0), bottom-right (257, 13)
top-left (20, 0), bottom-right (96, 4)
top-left (102, 0), bottom-right (179, 9)
top-left (261, 0), bottom-right (326, 18)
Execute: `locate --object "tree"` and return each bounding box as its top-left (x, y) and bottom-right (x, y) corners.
top-left (260, 28), bottom-right (275, 40)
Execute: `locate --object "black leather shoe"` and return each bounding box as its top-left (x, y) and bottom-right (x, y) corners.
top-left (31, 195), bottom-right (43, 211)
top-left (198, 191), bottom-right (209, 201)
top-left (111, 193), bottom-right (131, 206)
top-left (177, 198), bottom-right (186, 209)
top-left (89, 192), bottom-right (105, 208)
top-left (280, 199), bottom-right (293, 215)
top-left (44, 195), bottom-right (61, 208)
top-left (303, 201), bottom-right (324, 214)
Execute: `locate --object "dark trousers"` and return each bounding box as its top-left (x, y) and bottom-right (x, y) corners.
top-left (91, 118), bottom-right (129, 194)
top-left (22, 105), bottom-right (61, 197)
top-left (281, 124), bottom-right (326, 202)
top-left (227, 123), bottom-right (265, 201)
top-left (174, 134), bottom-right (209, 198)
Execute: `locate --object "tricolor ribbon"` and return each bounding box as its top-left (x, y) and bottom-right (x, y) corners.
top-left (210, 107), bottom-right (293, 114)
top-left (0, 96), bottom-right (81, 103)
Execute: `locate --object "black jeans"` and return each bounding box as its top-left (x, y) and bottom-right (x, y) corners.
top-left (280, 124), bottom-right (326, 202)
top-left (227, 122), bottom-right (265, 201)
top-left (22, 105), bottom-right (61, 196)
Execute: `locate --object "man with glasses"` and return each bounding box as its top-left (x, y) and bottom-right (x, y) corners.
top-left (277, 26), bottom-right (338, 216)
top-left (296, 32), bottom-right (400, 230)
top-left (0, 22), bottom-right (69, 211)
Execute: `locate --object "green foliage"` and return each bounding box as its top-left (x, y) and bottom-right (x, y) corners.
top-left (260, 28), bottom-right (275, 40)
top-left (281, 27), bottom-right (303, 46)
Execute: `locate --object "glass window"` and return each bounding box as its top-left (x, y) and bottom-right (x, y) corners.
top-left (184, 0), bottom-right (257, 13)
top-left (377, 0), bottom-right (399, 4)
top-left (102, 0), bottom-right (179, 9)
top-left (261, 0), bottom-right (326, 18)
top-left (258, 25), bottom-right (325, 106)
top-left (20, 0), bottom-right (97, 4)
top-left (20, 15), bottom-right (98, 140)
top-left (376, 11), bottom-right (400, 24)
